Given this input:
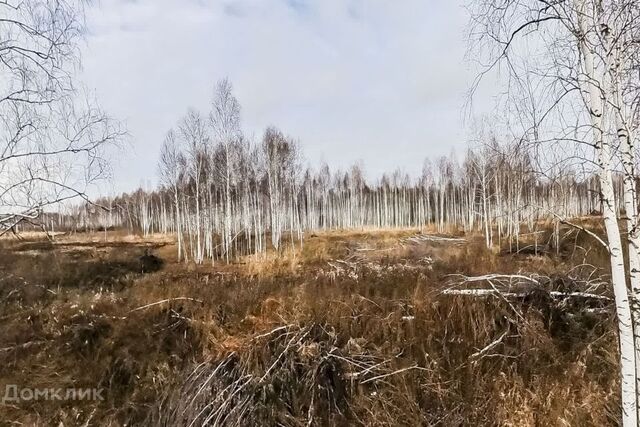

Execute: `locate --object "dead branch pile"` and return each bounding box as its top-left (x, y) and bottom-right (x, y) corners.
top-left (152, 323), bottom-right (429, 426)
top-left (317, 256), bottom-right (433, 282)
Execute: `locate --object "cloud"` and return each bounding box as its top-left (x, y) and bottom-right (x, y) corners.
top-left (80, 0), bottom-right (494, 193)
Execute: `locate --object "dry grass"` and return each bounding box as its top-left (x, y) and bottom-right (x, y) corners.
top-left (0, 226), bottom-right (621, 426)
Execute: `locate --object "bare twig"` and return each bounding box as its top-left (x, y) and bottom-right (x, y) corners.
top-left (128, 297), bottom-right (203, 314)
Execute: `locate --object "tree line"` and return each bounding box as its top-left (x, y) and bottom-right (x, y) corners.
top-left (46, 80), bottom-right (609, 264)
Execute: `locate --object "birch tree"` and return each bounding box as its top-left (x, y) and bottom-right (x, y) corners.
top-left (0, 0), bottom-right (122, 233)
top-left (179, 109), bottom-right (208, 264)
top-left (209, 78), bottom-right (242, 262)
top-left (469, 1), bottom-right (640, 423)
top-left (262, 127), bottom-right (299, 250)
top-left (159, 129), bottom-right (186, 261)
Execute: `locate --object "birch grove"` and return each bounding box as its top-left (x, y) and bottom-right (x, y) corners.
top-left (56, 116), bottom-right (606, 263)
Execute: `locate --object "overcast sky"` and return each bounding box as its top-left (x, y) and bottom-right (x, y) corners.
top-left (81, 0), bottom-right (495, 194)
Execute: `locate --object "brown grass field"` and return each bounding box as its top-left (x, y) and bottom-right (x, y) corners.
top-left (0, 224), bottom-right (622, 426)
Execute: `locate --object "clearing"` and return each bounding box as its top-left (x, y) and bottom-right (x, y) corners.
top-left (0, 227), bottom-right (619, 426)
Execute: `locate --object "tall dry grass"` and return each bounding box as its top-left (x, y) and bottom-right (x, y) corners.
top-left (0, 227), bottom-right (621, 426)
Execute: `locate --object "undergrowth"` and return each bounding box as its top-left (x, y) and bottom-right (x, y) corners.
top-left (0, 226), bottom-right (621, 426)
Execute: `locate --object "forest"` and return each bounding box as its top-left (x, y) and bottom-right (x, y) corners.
top-left (52, 93), bottom-right (603, 264)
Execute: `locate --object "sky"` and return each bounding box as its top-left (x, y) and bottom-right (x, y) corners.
top-left (80, 0), bottom-right (495, 194)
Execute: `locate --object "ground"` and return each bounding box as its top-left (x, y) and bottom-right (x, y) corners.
top-left (0, 225), bottom-right (621, 426)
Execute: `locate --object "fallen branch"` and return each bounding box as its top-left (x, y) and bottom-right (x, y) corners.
top-left (442, 288), bottom-right (611, 301)
top-left (447, 273), bottom-right (540, 285)
top-left (549, 291), bottom-right (611, 301)
top-left (403, 234), bottom-right (466, 245)
top-left (442, 289), bottom-right (523, 297)
top-left (0, 340), bottom-right (46, 352)
top-left (128, 297), bottom-right (203, 313)
top-left (360, 364), bottom-right (428, 384)
top-left (469, 330), bottom-right (509, 361)
top-left (252, 324), bottom-right (295, 341)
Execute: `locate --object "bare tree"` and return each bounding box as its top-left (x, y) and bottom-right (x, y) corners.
top-left (179, 109), bottom-right (208, 264)
top-left (262, 127), bottom-right (299, 251)
top-left (159, 129), bottom-right (186, 261)
top-left (468, 1), bottom-right (640, 423)
top-left (209, 78), bottom-right (242, 262)
top-left (0, 0), bottom-right (123, 234)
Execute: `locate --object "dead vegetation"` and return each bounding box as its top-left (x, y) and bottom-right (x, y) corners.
top-left (0, 227), bottom-right (623, 426)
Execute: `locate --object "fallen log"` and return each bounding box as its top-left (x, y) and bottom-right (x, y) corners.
top-left (402, 234), bottom-right (466, 245)
top-left (441, 288), bottom-right (611, 301)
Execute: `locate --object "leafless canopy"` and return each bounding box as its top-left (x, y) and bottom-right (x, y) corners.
top-left (0, 0), bottom-right (123, 233)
